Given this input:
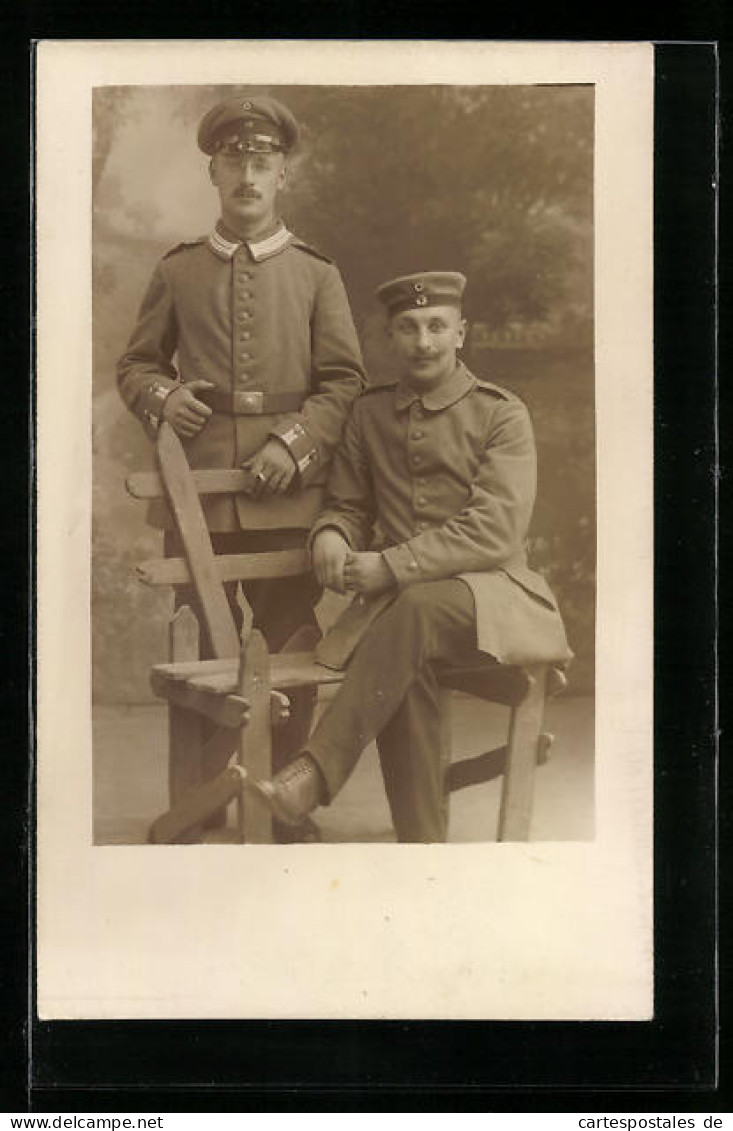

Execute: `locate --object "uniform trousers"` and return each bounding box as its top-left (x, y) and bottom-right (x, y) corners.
top-left (307, 579), bottom-right (480, 843)
top-left (164, 529), bottom-right (322, 772)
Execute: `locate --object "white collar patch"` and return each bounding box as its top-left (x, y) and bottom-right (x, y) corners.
top-left (207, 224), bottom-right (292, 262)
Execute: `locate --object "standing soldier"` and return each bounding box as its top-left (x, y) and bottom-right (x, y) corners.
top-left (117, 94), bottom-right (366, 841)
top-left (253, 272), bottom-right (572, 842)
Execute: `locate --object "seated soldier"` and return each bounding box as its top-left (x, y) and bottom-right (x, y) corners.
top-left (252, 272), bottom-right (573, 842)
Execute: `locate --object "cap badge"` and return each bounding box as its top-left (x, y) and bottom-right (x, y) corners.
top-left (242, 100), bottom-right (252, 111)
top-left (413, 282), bottom-right (424, 292)
top-left (415, 294), bottom-right (428, 306)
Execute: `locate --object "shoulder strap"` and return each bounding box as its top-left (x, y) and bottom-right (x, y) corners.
top-left (162, 237), bottom-right (206, 261)
top-left (474, 378), bottom-right (516, 402)
top-left (289, 238), bottom-right (333, 265)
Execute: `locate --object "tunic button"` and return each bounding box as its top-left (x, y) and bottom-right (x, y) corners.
top-left (412, 430), bottom-right (425, 440)
top-left (241, 331), bottom-right (252, 340)
top-left (408, 561), bottom-right (418, 571)
top-left (412, 455), bottom-right (422, 465)
top-left (417, 497), bottom-right (427, 507)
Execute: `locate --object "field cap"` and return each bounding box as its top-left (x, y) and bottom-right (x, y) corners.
top-left (376, 272), bottom-right (467, 317)
top-left (198, 94), bottom-right (300, 155)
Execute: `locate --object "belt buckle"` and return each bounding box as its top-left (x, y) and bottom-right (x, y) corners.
top-left (235, 389), bottom-right (264, 414)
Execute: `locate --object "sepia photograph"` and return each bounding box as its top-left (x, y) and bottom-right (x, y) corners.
top-left (36, 41), bottom-right (653, 1020)
top-left (92, 81), bottom-right (593, 848)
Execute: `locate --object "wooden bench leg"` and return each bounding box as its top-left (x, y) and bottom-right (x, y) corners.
top-left (439, 688), bottom-right (453, 837)
top-left (167, 607), bottom-right (204, 843)
top-left (237, 629), bottom-right (273, 844)
top-left (497, 663), bottom-right (548, 842)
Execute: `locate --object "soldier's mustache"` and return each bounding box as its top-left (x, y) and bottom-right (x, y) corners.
top-left (234, 188), bottom-right (262, 199)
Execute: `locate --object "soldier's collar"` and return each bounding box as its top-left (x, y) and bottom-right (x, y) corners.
top-left (207, 220), bottom-right (293, 262)
top-left (395, 361), bottom-right (476, 412)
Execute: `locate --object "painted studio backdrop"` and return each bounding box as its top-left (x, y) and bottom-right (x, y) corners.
top-left (92, 84), bottom-right (595, 705)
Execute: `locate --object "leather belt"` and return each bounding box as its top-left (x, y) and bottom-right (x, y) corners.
top-left (198, 388), bottom-right (306, 416)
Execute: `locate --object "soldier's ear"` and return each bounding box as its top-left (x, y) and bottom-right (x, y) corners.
top-left (208, 157), bottom-right (219, 187)
top-left (456, 317), bottom-right (467, 349)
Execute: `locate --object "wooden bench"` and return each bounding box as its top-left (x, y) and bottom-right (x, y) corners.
top-left (127, 422), bottom-right (565, 844)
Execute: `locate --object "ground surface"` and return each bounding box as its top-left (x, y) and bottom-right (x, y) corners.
top-left (94, 693), bottom-right (594, 845)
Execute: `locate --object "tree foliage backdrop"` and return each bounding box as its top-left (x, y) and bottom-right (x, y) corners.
top-left (93, 84), bottom-right (595, 700)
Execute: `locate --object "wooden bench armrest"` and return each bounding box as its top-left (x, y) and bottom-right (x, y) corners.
top-left (137, 549), bottom-right (310, 587)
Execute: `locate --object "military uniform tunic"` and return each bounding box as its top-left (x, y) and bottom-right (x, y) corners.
top-left (117, 222), bottom-right (366, 531)
top-left (312, 361), bottom-right (571, 667)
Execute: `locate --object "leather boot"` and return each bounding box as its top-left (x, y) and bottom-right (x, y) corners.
top-left (253, 754), bottom-right (325, 827)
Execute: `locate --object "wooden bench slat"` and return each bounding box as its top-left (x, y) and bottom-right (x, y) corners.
top-left (151, 669), bottom-right (250, 728)
top-left (185, 670), bottom-right (238, 693)
top-left (152, 652), bottom-right (346, 694)
top-left (128, 468), bottom-right (252, 498)
top-left (151, 651), bottom-right (540, 701)
top-left (127, 468), bottom-right (325, 529)
top-left (157, 424), bottom-right (240, 659)
top-left (152, 657), bottom-right (236, 681)
top-left (137, 548), bottom-right (311, 587)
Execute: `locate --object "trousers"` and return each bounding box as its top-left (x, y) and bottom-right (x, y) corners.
top-left (164, 529), bottom-right (322, 771)
top-left (307, 579), bottom-right (480, 843)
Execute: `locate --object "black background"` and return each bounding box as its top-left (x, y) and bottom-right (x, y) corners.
top-left (4, 12), bottom-right (726, 1112)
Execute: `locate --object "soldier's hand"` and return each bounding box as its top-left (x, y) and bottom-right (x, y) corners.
top-left (243, 438), bottom-right (298, 497)
top-left (161, 380), bottom-right (214, 438)
top-left (311, 529), bottom-right (350, 593)
top-left (344, 551), bottom-right (394, 596)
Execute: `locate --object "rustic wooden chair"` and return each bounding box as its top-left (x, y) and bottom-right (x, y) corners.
top-left (126, 421), bottom-right (565, 845)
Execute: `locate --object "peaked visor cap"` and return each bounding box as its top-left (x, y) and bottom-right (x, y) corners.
top-left (376, 271), bottom-right (467, 317)
top-left (198, 94), bottom-right (300, 155)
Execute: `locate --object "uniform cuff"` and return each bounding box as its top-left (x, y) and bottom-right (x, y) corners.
top-left (308, 521), bottom-right (354, 554)
top-left (381, 542), bottom-right (422, 586)
top-left (270, 420), bottom-right (320, 478)
top-left (139, 378), bottom-right (179, 436)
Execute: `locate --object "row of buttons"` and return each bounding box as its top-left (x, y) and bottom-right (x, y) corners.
top-left (408, 405), bottom-right (428, 481)
top-left (235, 262), bottom-right (256, 385)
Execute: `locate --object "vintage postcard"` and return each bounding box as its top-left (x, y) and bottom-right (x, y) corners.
top-left (36, 40), bottom-right (653, 1019)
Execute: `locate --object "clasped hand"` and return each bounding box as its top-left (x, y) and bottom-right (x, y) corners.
top-left (311, 530), bottom-right (393, 596)
top-left (241, 439), bottom-right (298, 498)
top-left (161, 380), bottom-right (214, 438)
